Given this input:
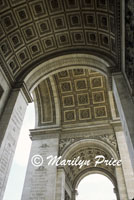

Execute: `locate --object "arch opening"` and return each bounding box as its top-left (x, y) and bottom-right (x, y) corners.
top-left (76, 174), bottom-right (117, 200)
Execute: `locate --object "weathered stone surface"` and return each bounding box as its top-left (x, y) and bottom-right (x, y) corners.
top-left (21, 134), bottom-right (59, 200)
top-left (112, 73), bottom-right (134, 168)
top-left (0, 89), bottom-right (28, 199)
top-left (116, 131), bottom-right (134, 199)
top-left (125, 0), bottom-right (134, 90)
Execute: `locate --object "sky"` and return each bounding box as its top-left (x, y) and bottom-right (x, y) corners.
top-left (3, 103), bottom-right (116, 200)
top-left (3, 103), bottom-right (34, 200)
top-left (76, 174), bottom-right (117, 200)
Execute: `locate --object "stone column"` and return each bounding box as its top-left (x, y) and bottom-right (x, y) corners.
top-left (115, 166), bottom-right (128, 200)
top-left (116, 131), bottom-right (134, 199)
top-left (21, 128), bottom-right (60, 200)
top-left (0, 85), bottom-right (32, 199)
top-left (55, 168), bottom-right (65, 200)
top-left (113, 187), bottom-right (120, 200)
top-left (72, 189), bottom-right (78, 200)
top-left (112, 73), bottom-right (134, 170)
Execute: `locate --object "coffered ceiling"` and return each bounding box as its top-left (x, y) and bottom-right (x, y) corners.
top-left (33, 69), bottom-right (116, 127)
top-left (54, 69), bottom-right (111, 125)
top-left (0, 0), bottom-right (121, 84)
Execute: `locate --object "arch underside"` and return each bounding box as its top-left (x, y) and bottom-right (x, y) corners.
top-left (0, 0), bottom-right (121, 85)
top-left (32, 68), bottom-right (119, 127)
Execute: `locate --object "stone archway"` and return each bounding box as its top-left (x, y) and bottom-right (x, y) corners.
top-left (20, 65), bottom-right (133, 200)
top-left (24, 54), bottom-right (111, 92)
top-left (61, 138), bottom-right (122, 200)
top-left (0, 0), bottom-right (134, 199)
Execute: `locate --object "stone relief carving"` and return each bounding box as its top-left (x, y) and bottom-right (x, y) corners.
top-left (64, 110), bottom-right (75, 121)
top-left (59, 138), bottom-right (77, 154)
top-left (64, 146), bottom-right (116, 185)
top-left (63, 95), bottom-right (74, 107)
top-left (100, 134), bottom-right (116, 148)
top-left (94, 106), bottom-right (107, 118)
top-left (61, 82), bottom-right (72, 92)
top-left (59, 133), bottom-right (118, 156)
top-left (58, 71), bottom-right (69, 78)
top-left (92, 91), bottom-right (104, 103)
top-left (79, 109), bottom-right (91, 119)
top-left (75, 79), bottom-right (87, 90)
top-left (91, 77), bottom-right (103, 88)
top-left (77, 93), bottom-right (89, 105)
top-left (39, 143), bottom-right (50, 148)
